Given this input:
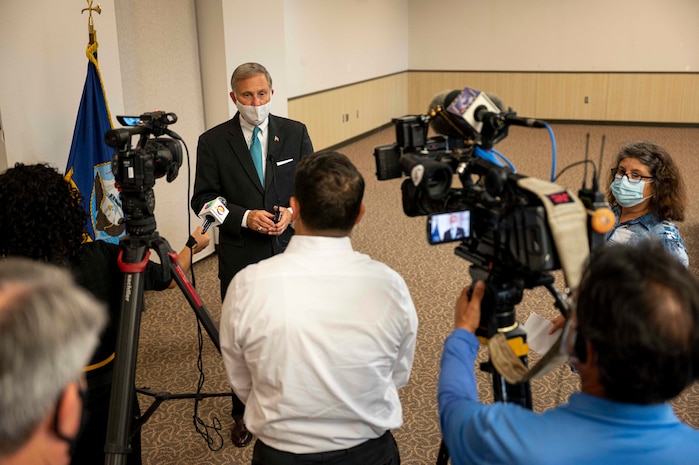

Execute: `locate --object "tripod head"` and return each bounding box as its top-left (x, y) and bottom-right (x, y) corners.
top-left (459, 249), bottom-right (558, 339)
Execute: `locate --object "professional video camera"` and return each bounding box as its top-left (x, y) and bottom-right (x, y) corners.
top-left (102, 113), bottom-right (229, 464)
top-left (374, 86), bottom-right (613, 373)
top-left (105, 111), bottom-right (183, 236)
top-left (377, 87), bottom-right (614, 465)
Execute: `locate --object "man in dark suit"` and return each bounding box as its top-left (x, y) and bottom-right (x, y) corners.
top-left (191, 62), bottom-right (313, 448)
top-left (443, 213), bottom-right (466, 241)
top-left (192, 62), bottom-right (314, 301)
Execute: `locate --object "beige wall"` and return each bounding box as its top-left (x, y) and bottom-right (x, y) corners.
top-left (407, 0), bottom-right (699, 72)
top-left (115, 1), bottom-right (207, 249)
top-left (2, 1), bottom-right (698, 223)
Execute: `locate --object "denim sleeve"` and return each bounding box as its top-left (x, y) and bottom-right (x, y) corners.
top-left (658, 221), bottom-right (689, 268)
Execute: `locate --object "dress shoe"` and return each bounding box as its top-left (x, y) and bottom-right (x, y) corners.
top-left (231, 418), bottom-right (253, 448)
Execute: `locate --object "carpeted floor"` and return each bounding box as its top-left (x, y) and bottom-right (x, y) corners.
top-left (135, 122), bottom-right (699, 464)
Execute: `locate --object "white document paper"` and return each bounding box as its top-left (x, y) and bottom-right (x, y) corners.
top-left (523, 312), bottom-right (562, 355)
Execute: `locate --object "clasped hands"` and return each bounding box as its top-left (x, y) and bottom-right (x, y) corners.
top-left (247, 206), bottom-right (292, 236)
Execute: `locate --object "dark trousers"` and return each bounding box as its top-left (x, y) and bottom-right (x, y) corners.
top-left (251, 431), bottom-right (400, 465)
top-left (230, 392), bottom-right (245, 419)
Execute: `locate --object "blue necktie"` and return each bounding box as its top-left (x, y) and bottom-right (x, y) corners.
top-left (250, 126), bottom-right (264, 184)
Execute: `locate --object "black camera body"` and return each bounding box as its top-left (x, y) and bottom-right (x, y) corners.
top-left (105, 111), bottom-right (183, 236)
top-left (375, 111), bottom-right (601, 337)
top-left (375, 116), bottom-right (561, 278)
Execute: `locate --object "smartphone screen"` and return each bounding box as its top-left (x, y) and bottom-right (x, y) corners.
top-left (427, 210), bottom-right (470, 245)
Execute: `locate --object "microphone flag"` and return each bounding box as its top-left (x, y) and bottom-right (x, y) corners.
top-left (446, 87), bottom-right (501, 136)
top-left (198, 197), bottom-right (229, 232)
top-left (65, 38), bottom-right (124, 243)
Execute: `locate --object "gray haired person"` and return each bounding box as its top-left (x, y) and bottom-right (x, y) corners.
top-left (0, 258), bottom-right (107, 465)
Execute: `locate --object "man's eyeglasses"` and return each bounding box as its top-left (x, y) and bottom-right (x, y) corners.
top-left (611, 168), bottom-right (654, 184)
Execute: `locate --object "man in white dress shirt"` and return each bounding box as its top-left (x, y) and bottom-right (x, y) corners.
top-left (220, 151), bottom-right (418, 464)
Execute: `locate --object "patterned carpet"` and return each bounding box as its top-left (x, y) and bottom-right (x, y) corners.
top-left (135, 122), bottom-right (699, 464)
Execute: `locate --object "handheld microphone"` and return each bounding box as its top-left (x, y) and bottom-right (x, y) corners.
top-left (198, 196), bottom-right (229, 233)
top-left (187, 197), bottom-right (228, 250)
top-left (266, 152), bottom-right (284, 224)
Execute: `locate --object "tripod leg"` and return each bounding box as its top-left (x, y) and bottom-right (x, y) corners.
top-left (104, 245), bottom-right (149, 465)
top-left (165, 249), bottom-right (221, 351)
top-left (436, 440), bottom-right (450, 465)
top-left (492, 370), bottom-right (533, 408)
top-left (162, 247), bottom-right (249, 446)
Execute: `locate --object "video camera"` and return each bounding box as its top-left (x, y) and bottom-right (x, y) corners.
top-left (374, 87), bottom-right (613, 336)
top-left (104, 111), bottom-right (183, 236)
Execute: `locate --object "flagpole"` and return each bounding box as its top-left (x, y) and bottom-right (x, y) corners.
top-left (81, 0), bottom-right (102, 45)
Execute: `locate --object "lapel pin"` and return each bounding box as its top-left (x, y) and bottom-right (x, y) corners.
top-left (274, 136), bottom-right (280, 142)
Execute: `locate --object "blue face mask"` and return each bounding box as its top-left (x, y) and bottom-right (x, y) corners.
top-left (610, 176), bottom-right (650, 207)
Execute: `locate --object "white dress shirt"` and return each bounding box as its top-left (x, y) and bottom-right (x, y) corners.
top-left (220, 235), bottom-right (418, 454)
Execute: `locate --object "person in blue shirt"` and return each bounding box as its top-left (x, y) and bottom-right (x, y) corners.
top-left (438, 240), bottom-right (699, 465)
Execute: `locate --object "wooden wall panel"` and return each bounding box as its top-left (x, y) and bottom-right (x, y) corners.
top-left (680, 74), bottom-right (699, 124)
top-left (606, 74), bottom-right (688, 123)
top-left (288, 73), bottom-right (408, 151)
top-left (478, 73), bottom-right (539, 116)
top-left (290, 71), bottom-right (698, 150)
top-left (535, 73), bottom-right (609, 121)
top-left (407, 71), bottom-right (492, 115)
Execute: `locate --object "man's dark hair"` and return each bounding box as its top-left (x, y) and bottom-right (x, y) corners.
top-left (576, 240), bottom-right (699, 404)
top-left (0, 163), bottom-right (87, 266)
top-left (294, 151), bottom-right (364, 234)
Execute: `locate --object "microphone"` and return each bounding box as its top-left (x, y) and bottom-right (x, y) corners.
top-left (266, 152), bottom-right (283, 224)
top-left (429, 87), bottom-right (548, 136)
top-left (502, 114), bottom-right (547, 129)
top-left (427, 87), bottom-right (503, 139)
top-left (186, 197), bottom-right (228, 250)
top-left (446, 87), bottom-right (503, 136)
top-left (428, 89), bottom-right (462, 137)
top-left (198, 196), bottom-right (229, 233)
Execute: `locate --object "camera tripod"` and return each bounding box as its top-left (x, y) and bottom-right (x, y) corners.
top-left (435, 263), bottom-right (559, 465)
top-left (103, 217), bottom-right (231, 465)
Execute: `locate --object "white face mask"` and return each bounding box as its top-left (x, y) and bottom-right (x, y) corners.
top-left (235, 99), bottom-right (271, 126)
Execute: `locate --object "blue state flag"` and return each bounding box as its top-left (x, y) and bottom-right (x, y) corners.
top-left (65, 41), bottom-right (124, 243)
top-left (431, 224), bottom-right (441, 243)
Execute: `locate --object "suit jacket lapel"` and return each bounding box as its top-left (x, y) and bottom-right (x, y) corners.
top-left (228, 113), bottom-right (264, 193)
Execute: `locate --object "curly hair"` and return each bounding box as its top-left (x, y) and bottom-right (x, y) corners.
top-left (0, 163), bottom-right (87, 266)
top-left (605, 141), bottom-right (686, 221)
